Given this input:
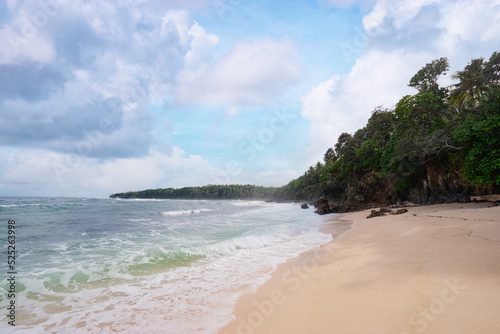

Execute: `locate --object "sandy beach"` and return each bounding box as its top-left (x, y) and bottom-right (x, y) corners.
top-left (219, 202), bottom-right (500, 334)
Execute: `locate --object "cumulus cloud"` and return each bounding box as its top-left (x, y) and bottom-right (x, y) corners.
top-left (0, 147), bottom-right (296, 197)
top-left (0, 1), bottom-right (301, 159)
top-left (301, 50), bottom-right (425, 163)
top-left (0, 147), bottom-right (216, 196)
top-left (0, 0), bottom-right (308, 195)
top-left (175, 38), bottom-right (303, 107)
top-left (0, 3), bottom-right (217, 158)
top-left (302, 0), bottom-right (500, 165)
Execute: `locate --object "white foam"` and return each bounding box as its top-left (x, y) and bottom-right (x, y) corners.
top-left (0, 203), bottom-right (42, 207)
top-left (8, 201), bottom-right (341, 334)
top-left (161, 208), bottom-right (218, 216)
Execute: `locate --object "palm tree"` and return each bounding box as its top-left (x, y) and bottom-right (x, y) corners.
top-left (450, 58), bottom-right (488, 108)
top-left (484, 51), bottom-right (500, 84)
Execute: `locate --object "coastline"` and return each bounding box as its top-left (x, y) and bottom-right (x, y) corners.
top-left (218, 202), bottom-right (500, 334)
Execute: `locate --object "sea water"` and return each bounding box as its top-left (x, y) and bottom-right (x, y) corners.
top-left (0, 197), bottom-right (333, 333)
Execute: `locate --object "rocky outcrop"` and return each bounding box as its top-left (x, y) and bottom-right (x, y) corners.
top-left (395, 208), bottom-right (409, 215)
top-left (366, 209), bottom-right (387, 219)
top-left (313, 198), bottom-right (331, 215)
top-left (272, 160), bottom-right (497, 216)
top-left (366, 207), bottom-right (409, 219)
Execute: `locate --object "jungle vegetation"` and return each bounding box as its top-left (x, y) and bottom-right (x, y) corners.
top-left (274, 52), bottom-right (500, 202)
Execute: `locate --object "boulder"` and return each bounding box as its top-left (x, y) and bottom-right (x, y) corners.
top-left (366, 210), bottom-right (386, 219)
top-left (314, 204), bottom-right (332, 215)
top-left (367, 207), bottom-right (409, 218)
top-left (313, 198), bottom-right (333, 215)
top-left (301, 203), bottom-right (309, 209)
top-left (394, 208), bottom-right (408, 215)
top-left (313, 198), bottom-right (329, 208)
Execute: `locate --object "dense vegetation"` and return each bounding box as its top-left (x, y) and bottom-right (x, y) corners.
top-left (112, 53), bottom-right (499, 209)
top-left (110, 184), bottom-right (277, 200)
top-left (273, 52), bottom-right (500, 207)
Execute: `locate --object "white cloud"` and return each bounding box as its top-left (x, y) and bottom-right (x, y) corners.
top-left (301, 49), bottom-right (427, 164)
top-left (437, 0), bottom-right (500, 45)
top-left (301, 0), bottom-right (500, 166)
top-left (184, 22), bottom-right (220, 68)
top-left (362, 0), bottom-right (439, 31)
top-left (0, 147), bottom-right (296, 197)
top-left (0, 1), bottom-right (305, 196)
top-left (0, 5), bottom-right (225, 158)
top-left (0, 24), bottom-right (56, 65)
top-left (0, 147), bottom-right (217, 197)
top-left (175, 38), bottom-right (303, 107)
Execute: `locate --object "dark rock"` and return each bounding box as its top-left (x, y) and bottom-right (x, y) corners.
top-left (313, 198), bottom-right (329, 208)
top-left (301, 203), bottom-right (309, 209)
top-left (366, 210), bottom-right (386, 219)
top-left (394, 208), bottom-right (408, 215)
top-left (379, 208), bottom-right (393, 213)
top-left (314, 203), bottom-right (332, 215)
top-left (313, 198), bottom-right (334, 215)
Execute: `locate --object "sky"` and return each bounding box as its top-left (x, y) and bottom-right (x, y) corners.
top-left (0, 0), bottom-right (499, 197)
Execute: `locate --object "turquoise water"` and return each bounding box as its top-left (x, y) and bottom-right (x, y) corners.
top-left (0, 197), bottom-right (331, 333)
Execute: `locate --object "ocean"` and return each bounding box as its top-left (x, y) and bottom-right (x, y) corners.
top-left (0, 197), bottom-right (334, 333)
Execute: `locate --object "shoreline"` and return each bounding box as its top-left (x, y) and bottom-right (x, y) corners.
top-left (218, 202), bottom-right (500, 334)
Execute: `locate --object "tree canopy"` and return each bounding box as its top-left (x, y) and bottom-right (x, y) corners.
top-left (275, 52), bottom-right (500, 203)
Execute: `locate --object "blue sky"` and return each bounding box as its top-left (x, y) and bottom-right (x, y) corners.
top-left (1, 0), bottom-right (499, 197)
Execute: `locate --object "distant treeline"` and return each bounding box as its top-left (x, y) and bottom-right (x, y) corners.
top-left (110, 184), bottom-right (277, 200)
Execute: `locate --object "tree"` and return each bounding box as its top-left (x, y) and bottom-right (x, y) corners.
top-left (394, 92), bottom-right (450, 134)
top-left (453, 88), bottom-right (500, 185)
top-left (450, 52), bottom-right (500, 109)
top-left (334, 132), bottom-right (353, 157)
top-left (484, 51), bottom-right (500, 84)
top-left (408, 57), bottom-right (449, 97)
top-left (450, 58), bottom-right (488, 108)
top-left (324, 148), bottom-right (335, 163)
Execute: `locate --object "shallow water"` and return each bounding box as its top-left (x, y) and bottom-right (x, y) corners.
top-left (0, 197), bottom-right (333, 333)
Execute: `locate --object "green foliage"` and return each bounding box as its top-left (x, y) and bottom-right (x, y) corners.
top-left (484, 51), bottom-right (500, 84)
top-left (408, 57), bottom-right (449, 97)
top-left (275, 52), bottom-right (500, 202)
top-left (451, 53), bottom-right (500, 109)
top-left (110, 184), bottom-right (277, 200)
top-left (453, 89), bottom-right (500, 185)
top-left (354, 139), bottom-right (381, 170)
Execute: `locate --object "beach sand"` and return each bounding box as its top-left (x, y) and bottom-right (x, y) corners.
top-left (219, 202), bottom-right (500, 334)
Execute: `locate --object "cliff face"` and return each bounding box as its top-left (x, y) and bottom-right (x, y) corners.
top-left (404, 165), bottom-right (472, 204)
top-left (273, 164), bottom-right (495, 213)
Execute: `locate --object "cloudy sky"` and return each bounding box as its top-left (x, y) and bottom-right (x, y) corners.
top-left (0, 0), bottom-right (499, 197)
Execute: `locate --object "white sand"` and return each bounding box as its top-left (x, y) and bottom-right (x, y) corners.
top-left (219, 203), bottom-right (500, 334)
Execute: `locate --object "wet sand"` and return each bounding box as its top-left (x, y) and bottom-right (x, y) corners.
top-left (219, 202), bottom-right (500, 334)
